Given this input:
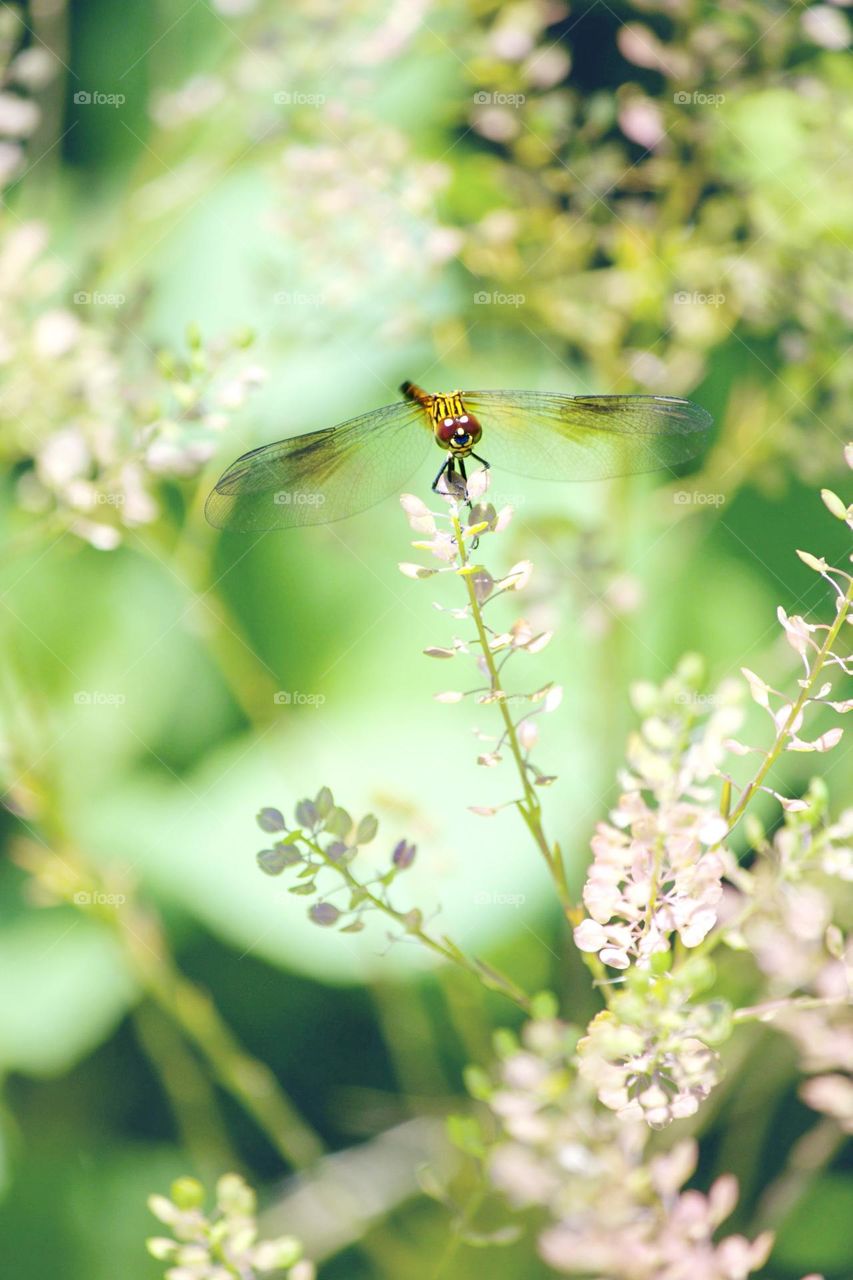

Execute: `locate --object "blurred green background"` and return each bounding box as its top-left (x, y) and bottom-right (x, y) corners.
top-left (0, 0), bottom-right (851, 1275)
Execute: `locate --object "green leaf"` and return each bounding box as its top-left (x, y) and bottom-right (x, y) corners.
top-left (446, 1114), bottom-right (485, 1158)
top-left (355, 813), bottom-right (378, 845)
top-left (0, 914), bottom-right (136, 1075)
top-left (773, 1174), bottom-right (853, 1271)
top-left (314, 786), bottom-right (334, 818)
top-left (463, 1065), bottom-right (492, 1100)
top-left (530, 990), bottom-right (559, 1020)
top-left (324, 806), bottom-right (352, 838)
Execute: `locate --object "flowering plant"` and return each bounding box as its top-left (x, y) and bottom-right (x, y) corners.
top-left (251, 445), bottom-right (851, 1275)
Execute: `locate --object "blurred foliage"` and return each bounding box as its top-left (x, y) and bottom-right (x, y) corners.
top-left (0, 0), bottom-right (850, 1276)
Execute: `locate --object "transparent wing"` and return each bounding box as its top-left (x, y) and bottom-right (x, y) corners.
top-left (462, 392), bottom-right (712, 482)
top-left (205, 401), bottom-right (430, 531)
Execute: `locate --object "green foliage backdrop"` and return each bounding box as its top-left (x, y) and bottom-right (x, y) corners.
top-left (0, 1), bottom-right (850, 1277)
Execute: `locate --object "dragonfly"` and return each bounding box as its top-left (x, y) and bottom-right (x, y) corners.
top-left (204, 380), bottom-right (712, 531)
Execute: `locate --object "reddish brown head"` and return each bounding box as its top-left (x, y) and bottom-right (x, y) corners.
top-left (429, 392), bottom-right (482, 456)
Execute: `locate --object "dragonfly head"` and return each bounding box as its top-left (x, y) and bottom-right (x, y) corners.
top-left (433, 410), bottom-right (482, 456)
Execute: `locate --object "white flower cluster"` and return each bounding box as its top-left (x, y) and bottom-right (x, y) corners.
top-left (577, 984), bottom-right (729, 1128)
top-left (721, 789), bottom-right (853, 1135)
top-left (148, 1174), bottom-right (314, 1280)
top-left (574, 660), bottom-right (742, 969)
top-left (0, 221), bottom-right (265, 548)
top-left (481, 1015), bottom-right (772, 1278)
top-left (0, 9), bottom-right (56, 186)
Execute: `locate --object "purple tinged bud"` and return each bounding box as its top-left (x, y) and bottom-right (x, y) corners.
top-left (392, 839), bottom-right (417, 869)
top-left (257, 848), bottom-right (288, 875)
top-left (295, 799), bottom-right (319, 829)
top-left (257, 807), bottom-right (286, 833)
top-left (309, 902), bottom-right (341, 927)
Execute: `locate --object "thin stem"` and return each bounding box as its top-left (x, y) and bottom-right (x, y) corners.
top-left (725, 576), bottom-right (853, 837)
top-left (15, 837), bottom-right (326, 1171)
top-left (305, 837), bottom-right (533, 1013)
top-left (132, 1003), bottom-right (236, 1177)
top-left (116, 901), bottom-right (326, 1169)
top-left (733, 994), bottom-right (851, 1024)
top-left (450, 513), bottom-right (573, 916)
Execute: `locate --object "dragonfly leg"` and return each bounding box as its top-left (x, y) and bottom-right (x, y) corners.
top-left (431, 456), bottom-right (450, 492)
top-left (470, 451), bottom-right (490, 472)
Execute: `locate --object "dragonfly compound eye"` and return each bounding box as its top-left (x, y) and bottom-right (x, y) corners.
top-left (435, 412), bottom-right (483, 450)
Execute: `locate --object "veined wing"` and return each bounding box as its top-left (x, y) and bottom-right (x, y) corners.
top-left (462, 392), bottom-right (712, 482)
top-left (205, 400), bottom-right (430, 531)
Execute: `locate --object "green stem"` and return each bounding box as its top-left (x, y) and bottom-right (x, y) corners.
top-left (733, 994), bottom-right (851, 1024)
top-left (18, 833), bottom-right (326, 1171)
top-left (132, 1003), bottom-right (237, 1177)
top-left (117, 904), bottom-right (325, 1169)
top-left (450, 514), bottom-right (573, 916)
top-left (305, 838), bottom-right (532, 1012)
top-left (724, 576), bottom-right (853, 837)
